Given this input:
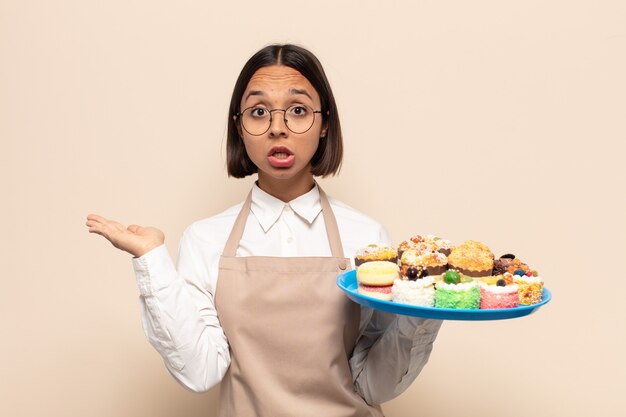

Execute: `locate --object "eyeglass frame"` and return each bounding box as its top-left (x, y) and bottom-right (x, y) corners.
top-left (235, 105), bottom-right (323, 136)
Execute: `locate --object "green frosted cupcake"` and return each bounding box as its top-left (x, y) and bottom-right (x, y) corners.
top-left (435, 281), bottom-right (480, 309)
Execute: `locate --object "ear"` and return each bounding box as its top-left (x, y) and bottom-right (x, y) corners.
top-left (233, 115), bottom-right (243, 138)
top-left (320, 119), bottom-right (328, 138)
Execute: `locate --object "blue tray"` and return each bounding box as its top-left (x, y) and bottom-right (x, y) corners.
top-left (336, 269), bottom-right (551, 321)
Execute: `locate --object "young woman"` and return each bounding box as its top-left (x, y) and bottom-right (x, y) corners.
top-left (86, 44), bottom-right (442, 417)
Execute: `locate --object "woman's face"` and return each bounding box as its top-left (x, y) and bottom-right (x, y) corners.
top-left (238, 65), bottom-right (326, 184)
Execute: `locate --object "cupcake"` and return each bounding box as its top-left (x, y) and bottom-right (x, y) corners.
top-left (435, 270), bottom-right (480, 309)
top-left (447, 240), bottom-right (494, 277)
top-left (392, 275), bottom-right (436, 307)
top-left (397, 235), bottom-right (437, 260)
top-left (400, 248), bottom-right (448, 278)
top-left (513, 271), bottom-right (544, 305)
top-left (493, 253), bottom-right (533, 276)
top-left (480, 276), bottom-right (519, 309)
top-left (354, 244), bottom-right (398, 267)
top-left (423, 235), bottom-right (453, 256)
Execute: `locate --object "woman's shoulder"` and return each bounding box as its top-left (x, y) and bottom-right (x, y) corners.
top-left (328, 196), bottom-right (383, 228)
top-left (182, 202), bottom-right (244, 245)
top-left (327, 196), bottom-right (391, 245)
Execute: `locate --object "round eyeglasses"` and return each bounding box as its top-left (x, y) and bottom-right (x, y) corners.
top-left (236, 104), bottom-right (322, 136)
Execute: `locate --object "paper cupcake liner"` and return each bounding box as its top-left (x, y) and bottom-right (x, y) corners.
top-left (449, 266), bottom-right (493, 278)
top-left (400, 263), bottom-right (448, 277)
top-left (355, 256), bottom-right (398, 267)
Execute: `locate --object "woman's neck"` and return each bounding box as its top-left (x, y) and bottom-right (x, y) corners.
top-left (256, 171), bottom-right (315, 202)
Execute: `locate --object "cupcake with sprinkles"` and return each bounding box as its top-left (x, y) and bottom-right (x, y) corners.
top-left (397, 235), bottom-right (437, 260)
top-left (435, 270), bottom-right (480, 309)
top-left (494, 253), bottom-right (543, 305)
top-left (480, 274), bottom-right (519, 309)
top-left (447, 240), bottom-right (494, 278)
top-left (354, 244), bottom-right (398, 267)
top-left (513, 269), bottom-right (544, 305)
top-left (400, 248), bottom-right (448, 278)
top-left (423, 235), bottom-right (453, 256)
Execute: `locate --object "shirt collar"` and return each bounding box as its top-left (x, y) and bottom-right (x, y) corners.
top-left (251, 182), bottom-right (322, 232)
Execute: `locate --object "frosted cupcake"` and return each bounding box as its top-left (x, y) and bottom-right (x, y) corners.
top-left (514, 274), bottom-right (544, 305)
top-left (392, 276), bottom-right (436, 307)
top-left (480, 279), bottom-right (519, 309)
top-left (435, 270), bottom-right (480, 309)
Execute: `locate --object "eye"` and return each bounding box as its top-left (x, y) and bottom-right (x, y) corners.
top-left (288, 105), bottom-right (309, 117)
top-left (249, 107), bottom-right (269, 118)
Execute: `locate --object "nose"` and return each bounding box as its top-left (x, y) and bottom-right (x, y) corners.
top-left (268, 109), bottom-right (288, 138)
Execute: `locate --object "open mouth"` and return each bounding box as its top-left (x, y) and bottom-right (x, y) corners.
top-left (271, 151), bottom-right (291, 159)
top-left (267, 146), bottom-right (295, 167)
top-left (268, 146), bottom-right (293, 158)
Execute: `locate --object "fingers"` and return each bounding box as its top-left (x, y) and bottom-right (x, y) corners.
top-left (85, 218), bottom-right (110, 237)
top-left (85, 213), bottom-right (124, 238)
top-left (86, 213), bottom-right (106, 222)
top-left (127, 224), bottom-right (140, 233)
top-left (85, 214), bottom-right (114, 230)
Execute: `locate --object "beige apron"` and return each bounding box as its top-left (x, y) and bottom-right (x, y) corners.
top-left (215, 187), bottom-right (384, 417)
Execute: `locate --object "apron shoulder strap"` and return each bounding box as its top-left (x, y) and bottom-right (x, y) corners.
top-left (222, 191), bottom-right (253, 257)
top-left (318, 187), bottom-right (345, 258)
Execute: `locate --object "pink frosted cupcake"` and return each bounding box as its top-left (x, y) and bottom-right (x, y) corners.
top-left (480, 278), bottom-right (519, 309)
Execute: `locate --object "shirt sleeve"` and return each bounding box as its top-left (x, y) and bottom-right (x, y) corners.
top-left (350, 314), bottom-right (442, 404)
top-left (132, 231), bottom-right (230, 392)
top-left (348, 225), bottom-right (443, 405)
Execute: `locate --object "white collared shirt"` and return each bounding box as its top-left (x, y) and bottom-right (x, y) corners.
top-left (133, 184), bottom-right (441, 404)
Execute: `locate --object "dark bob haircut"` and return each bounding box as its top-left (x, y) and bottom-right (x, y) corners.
top-left (227, 44), bottom-right (343, 178)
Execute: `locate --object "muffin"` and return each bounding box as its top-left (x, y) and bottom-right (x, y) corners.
top-left (354, 244), bottom-right (398, 267)
top-left (400, 248), bottom-right (448, 278)
top-left (423, 235), bottom-right (453, 256)
top-left (447, 240), bottom-right (494, 277)
top-left (396, 235), bottom-right (436, 259)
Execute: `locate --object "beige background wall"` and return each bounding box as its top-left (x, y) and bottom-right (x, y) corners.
top-left (2, 1), bottom-right (625, 416)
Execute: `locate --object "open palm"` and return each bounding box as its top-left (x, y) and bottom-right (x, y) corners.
top-left (86, 214), bottom-right (165, 258)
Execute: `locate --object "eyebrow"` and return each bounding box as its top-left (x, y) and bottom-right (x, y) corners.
top-left (289, 88), bottom-right (313, 100)
top-left (244, 90), bottom-right (265, 101)
top-left (244, 88), bottom-right (313, 102)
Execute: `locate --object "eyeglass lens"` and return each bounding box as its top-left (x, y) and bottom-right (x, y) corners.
top-left (240, 105), bottom-right (317, 135)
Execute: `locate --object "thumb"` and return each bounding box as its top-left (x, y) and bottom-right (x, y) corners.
top-left (127, 224), bottom-right (141, 233)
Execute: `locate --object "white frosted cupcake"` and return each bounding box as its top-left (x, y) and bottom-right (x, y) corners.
top-left (513, 275), bottom-right (544, 305)
top-left (391, 276), bottom-right (435, 307)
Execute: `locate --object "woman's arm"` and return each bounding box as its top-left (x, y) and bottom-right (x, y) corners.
top-left (350, 312), bottom-right (442, 404)
top-left (86, 215), bottom-right (230, 392)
